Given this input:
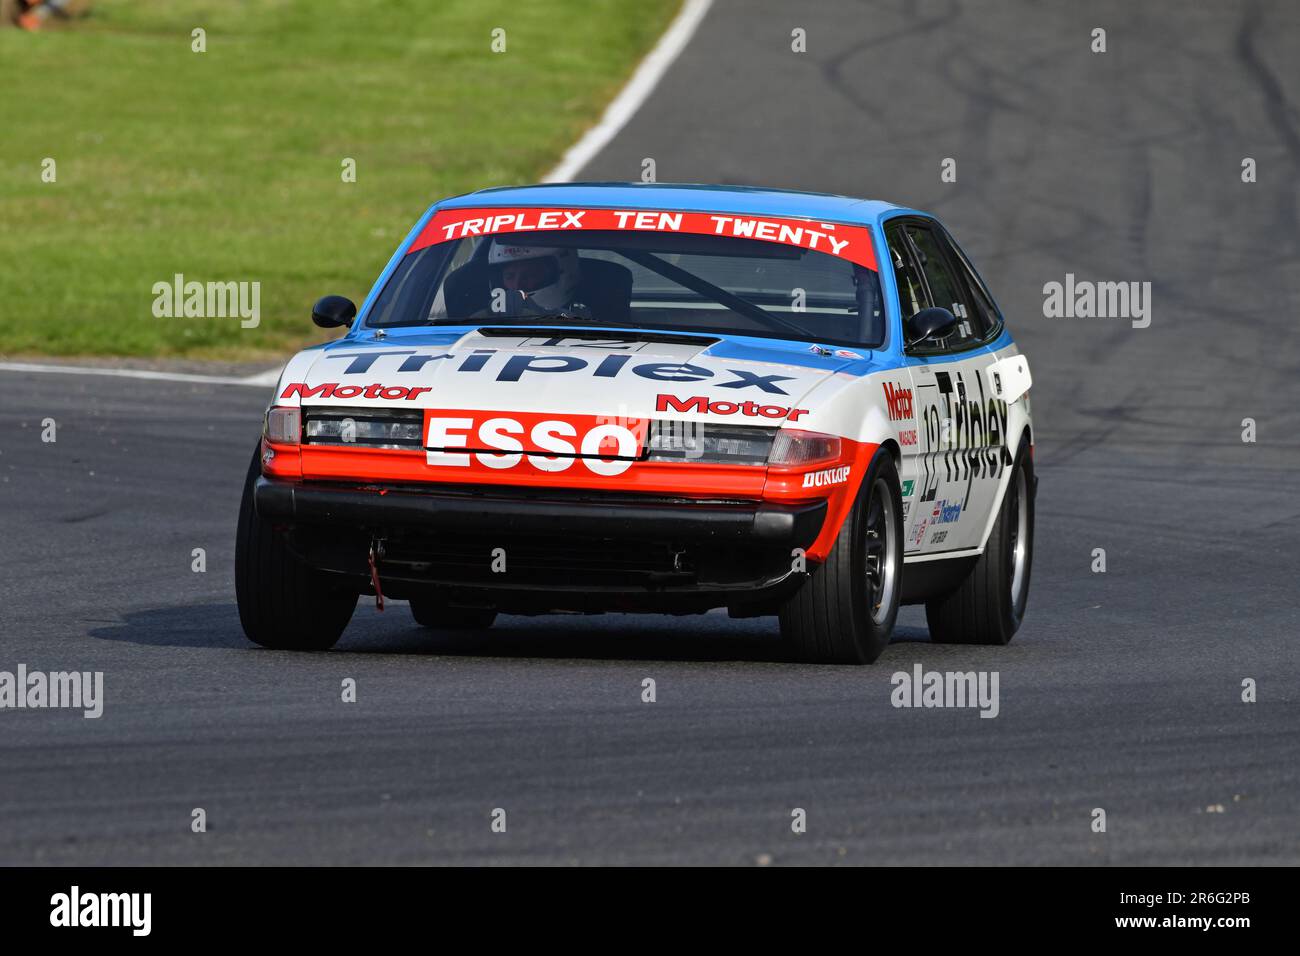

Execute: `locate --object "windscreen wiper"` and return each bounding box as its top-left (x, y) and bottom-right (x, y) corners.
top-left (522, 311), bottom-right (607, 324)
top-left (617, 250), bottom-right (812, 337)
top-left (470, 310), bottom-right (606, 325)
top-left (476, 325), bottom-right (719, 346)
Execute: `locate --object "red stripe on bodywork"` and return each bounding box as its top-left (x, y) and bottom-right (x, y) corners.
top-left (763, 437), bottom-right (879, 561)
top-left (269, 420), bottom-right (878, 562)
top-left (296, 444), bottom-right (771, 498)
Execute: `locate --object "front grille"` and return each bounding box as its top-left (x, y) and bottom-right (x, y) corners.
top-left (381, 533), bottom-right (696, 587)
top-left (342, 480), bottom-right (758, 509)
top-left (302, 406), bottom-right (424, 450)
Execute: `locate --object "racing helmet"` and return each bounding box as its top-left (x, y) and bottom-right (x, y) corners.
top-left (487, 241), bottom-right (580, 311)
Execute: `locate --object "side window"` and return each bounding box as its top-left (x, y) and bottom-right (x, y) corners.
top-left (941, 226), bottom-right (1003, 337)
top-left (903, 222), bottom-right (983, 351)
top-left (885, 223), bottom-right (928, 321)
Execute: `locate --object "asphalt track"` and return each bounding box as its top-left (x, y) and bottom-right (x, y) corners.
top-left (2, 0), bottom-right (1298, 865)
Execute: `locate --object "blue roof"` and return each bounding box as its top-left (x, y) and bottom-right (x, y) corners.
top-left (434, 182), bottom-right (905, 226)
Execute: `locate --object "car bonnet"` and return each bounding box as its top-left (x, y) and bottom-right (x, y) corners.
top-left (275, 327), bottom-right (873, 422)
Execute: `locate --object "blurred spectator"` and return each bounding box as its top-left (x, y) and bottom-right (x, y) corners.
top-left (12, 0), bottom-right (90, 30)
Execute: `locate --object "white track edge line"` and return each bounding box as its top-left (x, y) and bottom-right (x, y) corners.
top-left (542, 0), bottom-right (713, 183)
top-left (0, 361), bottom-right (279, 387)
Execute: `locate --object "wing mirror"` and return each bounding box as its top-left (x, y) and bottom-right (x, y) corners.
top-left (311, 295), bottom-right (357, 329)
top-left (906, 306), bottom-right (957, 346)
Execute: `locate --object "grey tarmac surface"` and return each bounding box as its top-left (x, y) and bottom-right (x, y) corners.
top-left (1, 0), bottom-right (1298, 865)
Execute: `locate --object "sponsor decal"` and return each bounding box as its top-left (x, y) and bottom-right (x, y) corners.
top-left (928, 529), bottom-right (948, 545)
top-left (315, 350), bottom-right (797, 395)
top-left (281, 382), bottom-right (432, 401)
top-left (911, 516), bottom-right (929, 547)
top-left (898, 428), bottom-right (917, 446)
top-left (800, 465), bottom-right (850, 489)
top-left (883, 381), bottom-right (914, 421)
top-left (900, 479), bottom-right (915, 497)
top-left (931, 498), bottom-right (962, 524)
top-left (807, 346), bottom-right (862, 360)
top-left (410, 207), bottom-right (879, 271)
top-left (655, 394), bottom-right (808, 421)
top-left (441, 210), bottom-right (587, 237)
top-left (915, 368), bottom-right (1011, 509)
top-left (519, 335), bottom-right (641, 350)
top-left (424, 409), bottom-right (648, 477)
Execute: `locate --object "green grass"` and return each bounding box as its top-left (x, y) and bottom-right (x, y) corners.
top-left (0, 0), bottom-right (678, 359)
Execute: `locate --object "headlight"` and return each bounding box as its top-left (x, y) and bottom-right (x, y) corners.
top-left (767, 429), bottom-right (841, 467)
top-left (305, 417), bottom-right (423, 447)
top-left (265, 406), bottom-right (301, 444)
top-left (301, 408), bottom-right (424, 449)
top-left (645, 420), bottom-right (775, 465)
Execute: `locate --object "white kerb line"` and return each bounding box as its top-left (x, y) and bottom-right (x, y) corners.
top-left (542, 0), bottom-right (714, 183)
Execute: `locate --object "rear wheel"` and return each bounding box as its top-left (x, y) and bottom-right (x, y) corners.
top-left (925, 433), bottom-right (1034, 645)
top-left (409, 598), bottom-right (497, 631)
top-left (235, 446), bottom-right (358, 650)
top-left (778, 448), bottom-right (902, 664)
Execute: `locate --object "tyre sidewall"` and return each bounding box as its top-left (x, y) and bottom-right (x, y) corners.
top-left (1004, 434), bottom-right (1035, 630)
top-left (849, 448), bottom-right (904, 661)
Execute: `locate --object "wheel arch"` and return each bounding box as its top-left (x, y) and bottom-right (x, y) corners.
top-left (879, 436), bottom-right (901, 469)
top-left (971, 419), bottom-right (1034, 553)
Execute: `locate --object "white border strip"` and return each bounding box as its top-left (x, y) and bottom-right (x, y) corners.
top-left (0, 361), bottom-right (279, 387)
top-left (543, 0), bottom-right (713, 183)
top-left (904, 546), bottom-right (985, 564)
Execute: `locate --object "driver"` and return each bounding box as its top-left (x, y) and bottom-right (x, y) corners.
top-left (480, 241), bottom-right (589, 317)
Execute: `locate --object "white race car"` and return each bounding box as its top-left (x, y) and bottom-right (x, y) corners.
top-left (236, 183), bottom-right (1035, 663)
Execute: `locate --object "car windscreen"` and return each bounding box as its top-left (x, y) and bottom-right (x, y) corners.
top-left (366, 228), bottom-right (886, 349)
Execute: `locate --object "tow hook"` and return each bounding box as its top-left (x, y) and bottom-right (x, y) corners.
top-left (368, 538), bottom-right (387, 612)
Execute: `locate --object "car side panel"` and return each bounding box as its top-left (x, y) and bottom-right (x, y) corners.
top-left (963, 338), bottom-right (1032, 555)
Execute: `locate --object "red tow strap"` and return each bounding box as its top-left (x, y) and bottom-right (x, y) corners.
top-left (367, 543), bottom-right (385, 612)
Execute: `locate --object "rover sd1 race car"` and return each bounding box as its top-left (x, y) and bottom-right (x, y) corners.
top-left (235, 183), bottom-right (1035, 663)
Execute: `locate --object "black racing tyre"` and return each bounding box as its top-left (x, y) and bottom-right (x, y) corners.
top-left (235, 445), bottom-right (358, 650)
top-left (925, 433), bottom-right (1034, 645)
top-left (409, 599), bottom-right (497, 631)
top-left (778, 447), bottom-right (903, 664)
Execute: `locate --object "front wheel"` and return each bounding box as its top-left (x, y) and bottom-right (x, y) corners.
top-left (926, 433), bottom-right (1034, 645)
top-left (778, 448), bottom-right (903, 664)
top-left (235, 446), bottom-right (358, 650)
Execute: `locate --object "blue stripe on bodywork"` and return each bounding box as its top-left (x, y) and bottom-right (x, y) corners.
top-left (437, 183), bottom-right (902, 226)
top-left (702, 335), bottom-right (882, 374)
